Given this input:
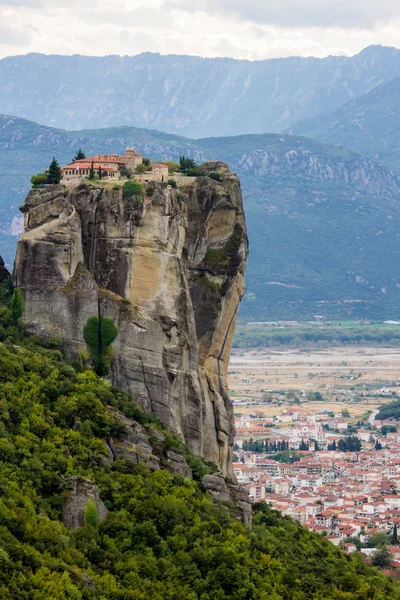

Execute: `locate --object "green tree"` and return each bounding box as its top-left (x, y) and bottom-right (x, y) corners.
top-left (370, 532), bottom-right (390, 548)
top-left (10, 288), bottom-right (24, 321)
top-left (84, 499), bottom-right (98, 527)
top-left (98, 165), bottom-right (102, 179)
top-left (341, 408), bottom-right (350, 418)
top-left (30, 173), bottom-right (48, 187)
top-left (72, 149), bottom-right (86, 162)
top-left (392, 524), bottom-right (398, 545)
top-left (47, 157), bottom-right (62, 184)
top-left (89, 160), bottom-right (95, 180)
top-left (372, 546), bottom-right (393, 569)
top-left (135, 163), bottom-right (148, 176)
top-left (83, 315), bottom-right (118, 376)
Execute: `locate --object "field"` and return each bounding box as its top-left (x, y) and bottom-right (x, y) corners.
top-left (228, 345), bottom-right (399, 418)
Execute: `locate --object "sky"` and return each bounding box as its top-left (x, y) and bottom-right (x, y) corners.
top-left (0, 0), bottom-right (400, 60)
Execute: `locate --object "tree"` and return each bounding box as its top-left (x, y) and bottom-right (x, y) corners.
top-left (84, 499), bottom-right (98, 527)
top-left (370, 532), bottom-right (390, 548)
top-left (98, 166), bottom-right (102, 179)
top-left (392, 524), bottom-right (398, 545)
top-left (371, 546), bottom-right (393, 570)
top-left (47, 157), bottom-right (61, 184)
top-left (10, 288), bottom-right (24, 321)
top-left (341, 409), bottom-right (350, 418)
top-left (135, 163), bottom-right (148, 177)
top-left (89, 160), bottom-right (95, 180)
top-left (72, 149), bottom-right (86, 162)
top-left (83, 315), bottom-right (118, 376)
top-left (30, 173), bottom-right (48, 187)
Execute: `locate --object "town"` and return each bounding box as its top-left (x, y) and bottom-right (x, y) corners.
top-left (230, 346), bottom-right (400, 571)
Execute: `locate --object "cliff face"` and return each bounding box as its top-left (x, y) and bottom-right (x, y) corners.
top-left (14, 162), bottom-right (248, 478)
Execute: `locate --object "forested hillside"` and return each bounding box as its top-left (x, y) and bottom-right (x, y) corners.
top-left (2, 116), bottom-right (400, 321)
top-left (0, 277), bottom-right (399, 599)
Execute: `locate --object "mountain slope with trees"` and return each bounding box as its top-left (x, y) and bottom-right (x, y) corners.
top-left (0, 279), bottom-right (399, 599)
top-left (2, 116), bottom-right (400, 321)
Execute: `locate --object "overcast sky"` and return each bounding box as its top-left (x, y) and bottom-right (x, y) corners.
top-left (0, 0), bottom-right (399, 60)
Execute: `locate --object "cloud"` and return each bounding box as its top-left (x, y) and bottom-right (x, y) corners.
top-left (0, 0), bottom-right (399, 61)
top-left (163, 0), bottom-right (400, 30)
top-left (0, 19), bottom-right (34, 45)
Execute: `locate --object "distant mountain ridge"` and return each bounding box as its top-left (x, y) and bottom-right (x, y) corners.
top-left (1, 45), bottom-right (400, 137)
top-left (289, 76), bottom-right (400, 173)
top-left (2, 115), bottom-right (400, 321)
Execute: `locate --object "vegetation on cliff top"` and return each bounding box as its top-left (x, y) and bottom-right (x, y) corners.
top-left (0, 279), bottom-right (399, 599)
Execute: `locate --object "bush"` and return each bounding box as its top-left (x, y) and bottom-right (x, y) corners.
top-left (119, 168), bottom-right (132, 179)
top-left (84, 499), bottom-right (99, 527)
top-left (30, 173), bottom-right (48, 187)
top-left (186, 167), bottom-right (201, 177)
top-left (122, 180), bottom-right (142, 200)
top-left (208, 171), bottom-right (224, 182)
top-left (112, 185), bottom-right (121, 191)
top-left (146, 186), bottom-right (154, 196)
top-left (168, 179), bottom-right (177, 188)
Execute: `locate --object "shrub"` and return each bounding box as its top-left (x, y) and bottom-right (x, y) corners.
top-left (123, 180), bottom-right (142, 200)
top-left (176, 192), bottom-right (185, 201)
top-left (119, 168), bottom-right (132, 179)
top-left (186, 167), bottom-right (201, 177)
top-left (208, 171), bottom-right (224, 182)
top-left (168, 179), bottom-right (177, 188)
top-left (146, 186), bottom-right (154, 196)
top-left (113, 184), bottom-right (121, 191)
top-left (84, 499), bottom-right (99, 527)
top-left (30, 173), bottom-right (48, 187)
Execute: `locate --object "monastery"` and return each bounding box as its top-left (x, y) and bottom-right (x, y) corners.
top-left (61, 149), bottom-right (169, 181)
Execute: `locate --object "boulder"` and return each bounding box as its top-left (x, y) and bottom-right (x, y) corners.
top-left (61, 476), bottom-right (108, 529)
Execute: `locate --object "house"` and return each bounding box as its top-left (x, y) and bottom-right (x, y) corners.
top-left (151, 163), bottom-right (169, 180)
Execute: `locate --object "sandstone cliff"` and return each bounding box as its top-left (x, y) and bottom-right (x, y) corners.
top-left (14, 162), bottom-right (248, 478)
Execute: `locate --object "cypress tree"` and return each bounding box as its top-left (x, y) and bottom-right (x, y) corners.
top-left (83, 315), bottom-right (118, 376)
top-left (98, 166), bottom-right (102, 179)
top-left (47, 157), bottom-right (62, 184)
top-left (10, 288), bottom-right (24, 321)
top-left (89, 160), bottom-right (95, 180)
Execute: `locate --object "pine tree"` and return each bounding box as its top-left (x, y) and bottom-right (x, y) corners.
top-left (47, 157), bottom-right (61, 184)
top-left (89, 160), bottom-right (95, 180)
top-left (72, 149), bottom-right (86, 162)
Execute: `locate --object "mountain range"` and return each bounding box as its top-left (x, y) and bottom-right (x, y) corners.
top-left (1, 114), bottom-right (400, 321)
top-left (1, 45), bottom-right (400, 137)
top-left (289, 76), bottom-right (400, 173)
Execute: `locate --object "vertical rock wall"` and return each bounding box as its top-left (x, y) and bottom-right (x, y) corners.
top-left (13, 162), bottom-right (248, 477)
